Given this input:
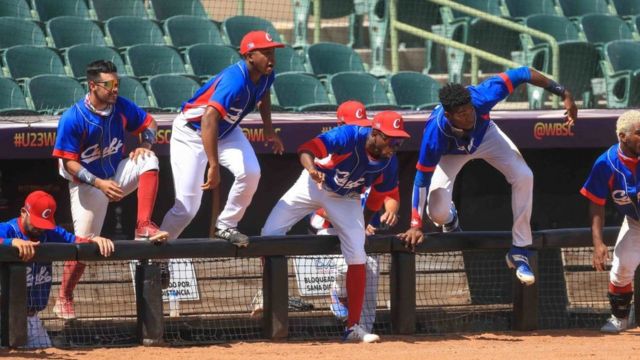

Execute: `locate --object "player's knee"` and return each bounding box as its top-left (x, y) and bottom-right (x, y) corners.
top-left (509, 166), bottom-right (533, 188)
top-left (344, 253), bottom-right (367, 265)
top-left (138, 153), bottom-right (160, 173)
top-left (171, 199), bottom-right (200, 222)
top-left (427, 201), bottom-right (450, 225)
top-left (611, 269), bottom-right (634, 287)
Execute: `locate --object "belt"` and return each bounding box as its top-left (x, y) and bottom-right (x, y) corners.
top-left (184, 122), bottom-right (199, 131)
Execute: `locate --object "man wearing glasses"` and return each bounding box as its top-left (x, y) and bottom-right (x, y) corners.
top-left (52, 60), bottom-right (167, 320)
top-left (399, 67), bottom-right (579, 287)
top-left (260, 111), bottom-right (410, 343)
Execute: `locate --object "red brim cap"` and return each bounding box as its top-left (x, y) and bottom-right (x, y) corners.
top-left (344, 119), bottom-right (371, 126)
top-left (381, 128), bottom-right (410, 138)
top-left (240, 30), bottom-right (285, 55)
top-left (30, 215), bottom-right (55, 230)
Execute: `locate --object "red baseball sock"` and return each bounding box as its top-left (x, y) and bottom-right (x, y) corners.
top-left (59, 261), bottom-right (86, 300)
top-left (609, 282), bottom-right (632, 294)
top-left (346, 264), bottom-right (366, 328)
top-left (137, 170), bottom-right (159, 224)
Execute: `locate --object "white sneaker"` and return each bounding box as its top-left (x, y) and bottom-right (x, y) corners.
top-left (250, 289), bottom-right (263, 318)
top-left (26, 315), bottom-right (52, 349)
top-left (343, 324), bottom-right (380, 343)
top-left (601, 315), bottom-right (630, 334)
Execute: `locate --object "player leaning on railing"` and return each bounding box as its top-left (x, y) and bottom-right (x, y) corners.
top-left (399, 67), bottom-right (578, 286)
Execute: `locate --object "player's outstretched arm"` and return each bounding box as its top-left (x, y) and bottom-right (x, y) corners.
top-left (259, 91), bottom-right (284, 155)
top-left (201, 106), bottom-right (221, 190)
top-left (528, 67), bottom-right (577, 125)
top-left (588, 201), bottom-right (608, 271)
top-left (129, 116), bottom-right (158, 162)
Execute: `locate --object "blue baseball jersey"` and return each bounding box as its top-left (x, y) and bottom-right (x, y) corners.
top-left (410, 67), bottom-right (531, 226)
top-left (180, 60), bottom-right (275, 139)
top-left (581, 144), bottom-right (640, 220)
top-left (0, 218), bottom-right (77, 313)
top-left (298, 125), bottom-right (399, 198)
top-left (53, 96), bottom-right (152, 180)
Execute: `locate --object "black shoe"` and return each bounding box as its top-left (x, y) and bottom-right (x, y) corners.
top-left (442, 213), bottom-right (462, 233)
top-left (288, 297), bottom-right (314, 312)
top-left (215, 228), bottom-right (249, 248)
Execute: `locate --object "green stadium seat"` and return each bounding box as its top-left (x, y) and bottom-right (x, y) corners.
top-left (272, 73), bottom-right (336, 112)
top-left (46, 16), bottom-right (106, 49)
top-left (557, 0), bottom-right (614, 17)
top-left (388, 71), bottom-right (441, 110)
top-left (146, 74), bottom-right (200, 111)
top-left (292, 0), bottom-right (360, 47)
top-left (105, 16), bottom-right (166, 49)
top-left (448, 0), bottom-right (504, 19)
top-left (611, 0), bottom-right (640, 17)
top-left (32, 0), bottom-right (90, 22)
top-left (25, 74), bottom-right (84, 114)
top-left (328, 72), bottom-right (399, 110)
top-left (163, 15), bottom-right (223, 48)
top-left (185, 44), bottom-right (240, 80)
top-left (89, 0), bottom-right (148, 21)
top-left (503, 0), bottom-right (559, 18)
top-left (0, 0), bottom-right (32, 18)
top-left (395, 0), bottom-right (442, 72)
top-left (601, 40), bottom-right (640, 107)
top-left (65, 44), bottom-right (125, 79)
top-left (0, 17), bottom-right (46, 49)
top-left (118, 76), bottom-right (159, 111)
top-left (306, 42), bottom-right (366, 78)
top-left (124, 44), bottom-right (188, 79)
top-left (0, 77), bottom-right (38, 115)
top-left (580, 14), bottom-right (636, 47)
top-left (3, 45), bottom-right (66, 80)
top-left (525, 14), bottom-right (581, 44)
top-left (148, 0), bottom-right (208, 22)
top-left (274, 45), bottom-right (307, 74)
top-left (222, 15), bottom-right (282, 48)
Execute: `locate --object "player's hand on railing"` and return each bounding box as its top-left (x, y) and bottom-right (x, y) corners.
top-left (365, 224), bottom-right (377, 236)
top-left (95, 178), bottom-right (124, 201)
top-left (264, 130), bottom-right (284, 155)
top-left (380, 211), bottom-right (399, 228)
top-left (129, 147), bottom-right (155, 163)
top-left (11, 238), bottom-right (38, 261)
top-left (592, 242), bottom-right (609, 271)
top-left (201, 165), bottom-right (220, 190)
top-left (563, 90), bottom-right (577, 126)
top-left (89, 235), bottom-right (114, 257)
top-left (397, 227), bottom-right (424, 251)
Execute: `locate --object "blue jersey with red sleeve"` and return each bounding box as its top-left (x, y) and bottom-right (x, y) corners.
top-left (0, 218), bottom-right (77, 313)
top-left (580, 144), bottom-right (640, 220)
top-left (52, 95), bottom-right (152, 180)
top-left (180, 60), bottom-right (275, 139)
top-left (410, 67), bottom-right (532, 227)
top-left (298, 125), bottom-right (399, 198)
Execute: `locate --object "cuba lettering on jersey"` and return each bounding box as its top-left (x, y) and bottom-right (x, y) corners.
top-left (581, 144), bottom-right (640, 220)
top-left (298, 125), bottom-right (400, 198)
top-left (0, 218), bottom-right (76, 312)
top-left (180, 60), bottom-right (275, 139)
top-left (52, 96), bottom-right (152, 180)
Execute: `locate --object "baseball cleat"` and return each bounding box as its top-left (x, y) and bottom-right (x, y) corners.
top-left (343, 324), bottom-right (380, 343)
top-left (442, 213), bottom-right (461, 233)
top-left (135, 221), bottom-right (169, 242)
top-left (215, 228), bottom-right (249, 248)
top-left (250, 289), bottom-right (263, 318)
top-left (601, 315), bottom-right (630, 334)
top-left (506, 246), bottom-right (535, 286)
top-left (53, 297), bottom-right (77, 320)
top-left (329, 288), bottom-right (348, 321)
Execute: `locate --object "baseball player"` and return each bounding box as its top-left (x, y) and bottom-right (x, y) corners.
top-left (261, 110), bottom-right (410, 343)
top-left (399, 67), bottom-right (578, 286)
top-left (582, 110), bottom-right (640, 333)
top-left (159, 30), bottom-right (284, 246)
top-left (52, 60), bottom-right (167, 319)
top-left (0, 191), bottom-right (113, 348)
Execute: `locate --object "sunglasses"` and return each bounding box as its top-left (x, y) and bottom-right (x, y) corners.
top-left (93, 79), bottom-right (119, 91)
top-left (378, 132), bottom-right (405, 149)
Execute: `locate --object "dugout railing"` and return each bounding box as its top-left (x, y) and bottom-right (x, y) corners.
top-left (0, 227), bottom-right (628, 348)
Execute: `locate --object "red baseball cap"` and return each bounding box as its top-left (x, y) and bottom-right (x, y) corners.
top-left (24, 190), bottom-right (56, 230)
top-left (371, 111), bottom-right (410, 138)
top-left (336, 101), bottom-right (370, 126)
top-left (239, 30), bottom-right (284, 55)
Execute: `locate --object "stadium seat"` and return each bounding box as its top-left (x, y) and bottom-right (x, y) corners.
top-left (601, 40), bottom-right (640, 107)
top-left (163, 15), bottom-right (224, 48)
top-left (502, 0), bottom-right (559, 18)
top-left (105, 16), bottom-right (166, 49)
top-left (222, 15), bottom-right (282, 48)
top-left (148, 0), bottom-right (208, 21)
top-left (328, 72), bottom-right (399, 110)
top-left (89, 0), bottom-right (148, 21)
top-left (32, 0), bottom-right (90, 22)
top-left (25, 74), bottom-right (84, 114)
top-left (46, 16), bottom-right (106, 49)
top-left (395, 0), bottom-right (442, 72)
top-left (611, 0), bottom-right (640, 17)
top-left (0, 0), bottom-right (32, 18)
top-left (124, 44), bottom-right (188, 79)
top-left (3, 45), bottom-right (66, 80)
top-left (118, 76), bottom-right (159, 111)
top-left (388, 71), bottom-right (441, 110)
top-left (292, 0), bottom-right (360, 47)
top-left (580, 14), bottom-right (636, 47)
top-left (65, 44), bottom-right (126, 79)
top-left (146, 74), bottom-right (200, 111)
top-left (0, 77), bottom-right (38, 115)
top-left (306, 42), bottom-right (366, 78)
top-left (557, 0), bottom-right (614, 17)
top-left (274, 45), bottom-right (307, 74)
top-left (272, 73), bottom-right (336, 112)
top-left (0, 17), bottom-right (46, 49)
top-left (185, 44), bottom-right (240, 80)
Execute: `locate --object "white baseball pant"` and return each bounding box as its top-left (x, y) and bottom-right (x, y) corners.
top-left (262, 170), bottom-right (367, 265)
top-left (160, 113), bottom-right (260, 239)
top-left (427, 122), bottom-right (533, 247)
top-left (26, 314), bottom-right (51, 349)
top-left (67, 154), bottom-right (159, 237)
top-left (331, 254), bottom-right (379, 332)
top-left (610, 216), bottom-right (640, 287)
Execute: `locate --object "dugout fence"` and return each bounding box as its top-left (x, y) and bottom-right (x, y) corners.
top-left (0, 227), bottom-right (631, 348)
